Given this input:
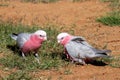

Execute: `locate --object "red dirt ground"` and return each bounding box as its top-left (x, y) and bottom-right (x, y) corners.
top-left (0, 0), bottom-right (120, 80)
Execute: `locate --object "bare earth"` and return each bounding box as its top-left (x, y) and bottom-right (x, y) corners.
top-left (0, 0), bottom-right (120, 80)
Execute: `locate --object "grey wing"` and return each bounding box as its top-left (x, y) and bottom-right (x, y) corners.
top-left (66, 37), bottom-right (110, 60)
top-left (65, 40), bottom-right (96, 60)
top-left (16, 33), bottom-right (31, 48)
top-left (71, 36), bottom-right (93, 48)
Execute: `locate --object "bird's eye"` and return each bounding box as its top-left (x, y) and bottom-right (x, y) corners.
top-left (40, 35), bottom-right (43, 37)
top-left (61, 37), bottom-right (64, 40)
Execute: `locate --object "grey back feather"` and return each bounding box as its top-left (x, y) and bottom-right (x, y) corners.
top-left (16, 33), bottom-right (31, 48)
top-left (71, 36), bottom-right (93, 48)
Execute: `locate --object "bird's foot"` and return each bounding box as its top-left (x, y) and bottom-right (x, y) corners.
top-left (35, 57), bottom-right (40, 64)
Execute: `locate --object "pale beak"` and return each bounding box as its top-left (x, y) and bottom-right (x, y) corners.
top-left (58, 40), bottom-right (60, 43)
top-left (44, 37), bottom-right (47, 40)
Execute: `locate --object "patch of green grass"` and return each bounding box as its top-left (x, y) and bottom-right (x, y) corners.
top-left (0, 22), bottom-right (68, 70)
top-left (2, 70), bottom-right (32, 80)
top-left (98, 0), bottom-right (120, 26)
top-left (97, 11), bottom-right (120, 26)
top-left (109, 56), bottom-right (120, 68)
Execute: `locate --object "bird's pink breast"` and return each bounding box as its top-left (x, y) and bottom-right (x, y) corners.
top-left (22, 35), bottom-right (43, 53)
top-left (62, 36), bottom-right (73, 61)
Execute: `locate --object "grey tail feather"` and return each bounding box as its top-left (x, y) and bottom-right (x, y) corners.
top-left (95, 50), bottom-right (111, 57)
top-left (97, 53), bottom-right (108, 56)
top-left (101, 50), bottom-right (111, 53)
top-left (10, 33), bottom-right (18, 40)
top-left (98, 50), bottom-right (111, 54)
top-left (92, 48), bottom-right (111, 54)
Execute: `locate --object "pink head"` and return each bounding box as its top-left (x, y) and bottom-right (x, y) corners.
top-left (57, 32), bottom-right (72, 45)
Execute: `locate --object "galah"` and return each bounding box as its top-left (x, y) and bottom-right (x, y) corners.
top-left (10, 30), bottom-right (47, 63)
top-left (57, 32), bottom-right (111, 65)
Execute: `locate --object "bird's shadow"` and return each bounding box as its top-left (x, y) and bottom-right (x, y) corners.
top-left (7, 45), bottom-right (22, 56)
top-left (50, 52), bottom-right (107, 66)
top-left (86, 60), bottom-right (107, 66)
top-left (7, 45), bottom-right (33, 57)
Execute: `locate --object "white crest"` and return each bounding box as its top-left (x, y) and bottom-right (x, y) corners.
top-left (57, 32), bottom-right (70, 43)
top-left (34, 30), bottom-right (47, 40)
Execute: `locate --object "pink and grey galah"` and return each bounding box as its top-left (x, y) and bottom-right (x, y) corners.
top-left (10, 30), bottom-right (47, 63)
top-left (57, 32), bottom-right (111, 65)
